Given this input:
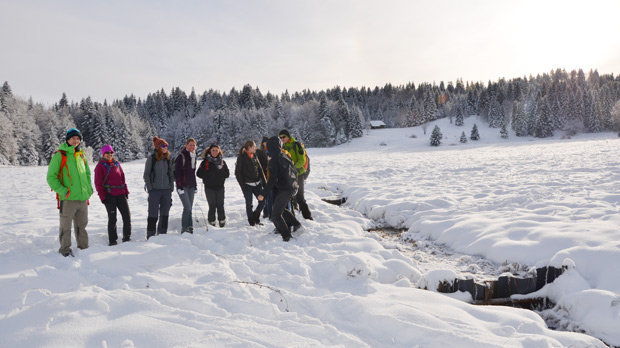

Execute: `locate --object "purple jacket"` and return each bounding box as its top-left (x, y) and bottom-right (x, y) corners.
top-left (175, 148), bottom-right (197, 190)
top-left (94, 159), bottom-right (130, 201)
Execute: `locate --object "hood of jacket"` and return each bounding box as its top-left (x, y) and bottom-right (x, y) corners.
top-left (266, 136), bottom-right (282, 157)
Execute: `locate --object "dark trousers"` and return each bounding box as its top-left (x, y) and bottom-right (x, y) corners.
top-left (205, 187), bottom-right (226, 222)
top-left (295, 173), bottom-right (312, 219)
top-left (242, 184), bottom-right (265, 223)
top-left (272, 188), bottom-right (299, 241)
top-left (263, 190), bottom-right (274, 219)
top-left (147, 189), bottom-right (172, 238)
top-left (103, 194), bottom-right (131, 243)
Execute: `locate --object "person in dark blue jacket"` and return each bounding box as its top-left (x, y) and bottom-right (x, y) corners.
top-left (258, 136), bottom-right (301, 241)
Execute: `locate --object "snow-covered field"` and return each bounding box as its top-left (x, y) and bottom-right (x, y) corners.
top-left (1, 117), bottom-right (619, 347)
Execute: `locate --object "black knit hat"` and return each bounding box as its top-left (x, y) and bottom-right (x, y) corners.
top-left (279, 129), bottom-right (291, 138)
top-left (66, 128), bottom-right (82, 142)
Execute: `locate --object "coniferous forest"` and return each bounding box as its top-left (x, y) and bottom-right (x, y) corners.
top-left (1, 68), bottom-right (620, 166)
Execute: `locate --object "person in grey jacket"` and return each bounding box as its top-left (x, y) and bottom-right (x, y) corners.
top-left (143, 136), bottom-right (175, 239)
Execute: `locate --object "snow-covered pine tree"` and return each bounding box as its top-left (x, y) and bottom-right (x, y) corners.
top-left (487, 93), bottom-right (504, 128)
top-left (470, 123), bottom-right (480, 140)
top-left (336, 93), bottom-right (351, 141)
top-left (430, 125), bottom-right (442, 146)
top-left (348, 105), bottom-right (364, 138)
top-left (455, 105), bottom-right (464, 126)
top-left (460, 131), bottom-right (467, 143)
top-left (240, 84), bottom-right (256, 110)
top-left (58, 93), bottom-right (69, 110)
top-left (534, 96), bottom-right (554, 138)
top-left (500, 123), bottom-right (508, 138)
top-left (316, 93), bottom-right (337, 146)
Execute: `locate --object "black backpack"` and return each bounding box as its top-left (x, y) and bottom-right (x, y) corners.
top-left (279, 153), bottom-right (299, 194)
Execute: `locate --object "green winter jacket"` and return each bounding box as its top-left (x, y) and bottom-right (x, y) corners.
top-left (282, 136), bottom-right (307, 176)
top-left (47, 143), bottom-right (93, 201)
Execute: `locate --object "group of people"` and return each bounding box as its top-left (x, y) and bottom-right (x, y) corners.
top-left (46, 128), bottom-right (313, 256)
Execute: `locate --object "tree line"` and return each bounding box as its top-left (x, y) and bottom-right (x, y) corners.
top-left (1, 68), bottom-right (620, 166)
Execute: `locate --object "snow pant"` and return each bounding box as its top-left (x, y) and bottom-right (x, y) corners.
top-left (147, 189), bottom-right (172, 239)
top-left (295, 173), bottom-right (312, 220)
top-left (272, 188), bottom-right (299, 241)
top-left (58, 200), bottom-right (89, 255)
top-left (242, 184), bottom-right (266, 225)
top-left (103, 194), bottom-right (131, 244)
top-left (205, 187), bottom-right (226, 224)
top-left (177, 187), bottom-right (195, 233)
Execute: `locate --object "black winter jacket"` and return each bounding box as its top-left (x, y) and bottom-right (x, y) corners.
top-left (235, 152), bottom-right (265, 187)
top-left (196, 155), bottom-right (229, 190)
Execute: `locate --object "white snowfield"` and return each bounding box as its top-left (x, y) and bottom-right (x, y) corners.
top-left (1, 117), bottom-right (618, 347)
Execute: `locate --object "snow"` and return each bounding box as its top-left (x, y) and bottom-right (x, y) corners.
top-left (1, 117), bottom-right (618, 347)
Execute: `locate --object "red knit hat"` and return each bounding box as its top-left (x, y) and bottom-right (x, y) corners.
top-left (153, 136), bottom-right (168, 149)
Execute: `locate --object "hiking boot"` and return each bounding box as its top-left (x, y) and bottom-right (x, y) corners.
top-left (122, 237), bottom-right (131, 242)
top-left (248, 218), bottom-right (256, 226)
top-left (219, 220), bottom-right (226, 228)
top-left (292, 223), bottom-right (302, 232)
top-left (109, 241), bottom-right (118, 246)
top-left (61, 250), bottom-right (74, 257)
top-left (208, 220), bottom-right (216, 227)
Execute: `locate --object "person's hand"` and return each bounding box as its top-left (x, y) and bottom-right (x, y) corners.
top-left (257, 195), bottom-right (264, 201)
top-left (177, 189), bottom-right (185, 195)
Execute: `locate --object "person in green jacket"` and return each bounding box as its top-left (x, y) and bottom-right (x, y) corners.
top-left (279, 129), bottom-right (313, 220)
top-left (46, 128), bottom-right (94, 257)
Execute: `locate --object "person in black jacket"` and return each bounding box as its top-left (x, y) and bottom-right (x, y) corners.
top-left (258, 136), bottom-right (301, 241)
top-left (174, 138), bottom-right (198, 234)
top-left (196, 143), bottom-right (230, 227)
top-left (256, 136), bottom-right (272, 219)
top-left (235, 140), bottom-right (267, 226)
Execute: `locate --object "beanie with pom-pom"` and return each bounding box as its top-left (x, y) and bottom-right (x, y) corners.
top-left (153, 136), bottom-right (168, 149)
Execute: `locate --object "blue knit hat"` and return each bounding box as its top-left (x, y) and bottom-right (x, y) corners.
top-left (66, 128), bottom-right (82, 142)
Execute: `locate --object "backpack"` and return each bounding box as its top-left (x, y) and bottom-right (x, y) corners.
top-left (280, 152), bottom-right (299, 194)
top-left (144, 153), bottom-right (172, 192)
top-left (101, 160), bottom-right (125, 193)
top-left (52, 150), bottom-right (89, 209)
top-left (171, 146), bottom-right (186, 180)
top-left (293, 141), bottom-right (310, 178)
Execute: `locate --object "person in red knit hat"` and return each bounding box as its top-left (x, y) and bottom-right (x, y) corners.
top-left (143, 136), bottom-right (174, 239)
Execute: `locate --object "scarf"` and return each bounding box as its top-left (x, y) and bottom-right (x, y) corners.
top-left (207, 154), bottom-right (223, 170)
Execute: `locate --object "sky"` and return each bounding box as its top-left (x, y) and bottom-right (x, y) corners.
top-left (2, 0), bottom-right (620, 106)
top-left (1, 120), bottom-right (618, 347)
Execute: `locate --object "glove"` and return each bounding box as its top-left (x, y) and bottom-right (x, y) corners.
top-left (177, 189), bottom-right (185, 195)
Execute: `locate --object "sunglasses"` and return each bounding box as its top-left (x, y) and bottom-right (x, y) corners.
top-left (279, 135), bottom-right (287, 139)
top-left (161, 144), bottom-right (168, 148)
top-left (104, 151), bottom-right (114, 155)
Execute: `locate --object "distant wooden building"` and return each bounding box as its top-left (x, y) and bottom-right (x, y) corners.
top-left (369, 120), bottom-right (386, 129)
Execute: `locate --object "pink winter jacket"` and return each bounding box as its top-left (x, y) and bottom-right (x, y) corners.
top-left (94, 158), bottom-right (130, 201)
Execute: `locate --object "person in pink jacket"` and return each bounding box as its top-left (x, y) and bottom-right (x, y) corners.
top-left (94, 145), bottom-right (131, 245)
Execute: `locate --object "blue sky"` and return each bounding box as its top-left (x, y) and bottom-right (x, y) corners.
top-left (2, 0), bottom-right (620, 105)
